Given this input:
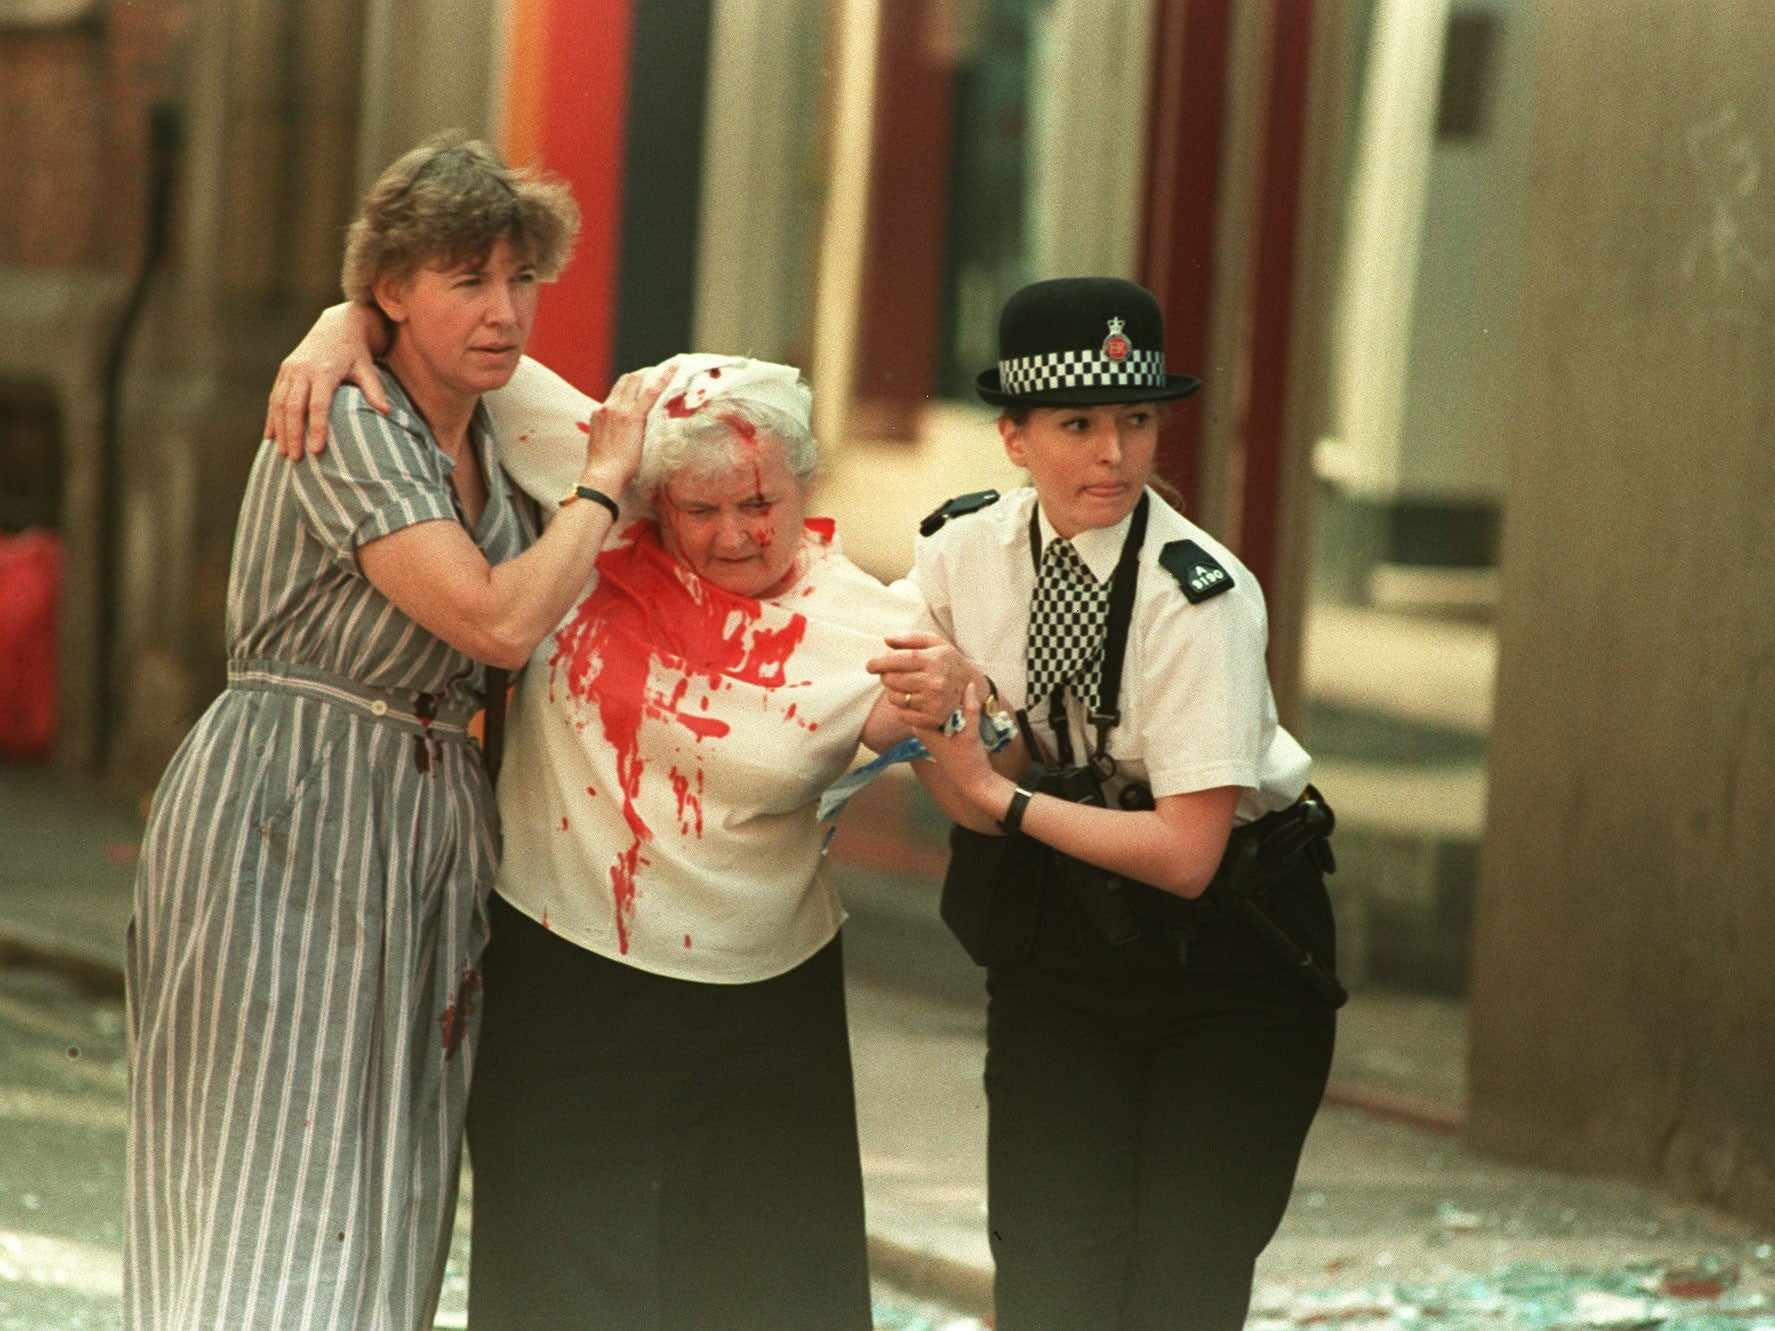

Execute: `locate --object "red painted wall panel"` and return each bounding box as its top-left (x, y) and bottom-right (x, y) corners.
top-left (1140, 0), bottom-right (1233, 512)
top-left (1236, 3), bottom-right (1313, 595)
top-left (522, 0), bottom-right (634, 398)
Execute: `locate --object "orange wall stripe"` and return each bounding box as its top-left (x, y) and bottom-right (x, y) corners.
top-left (500, 0), bottom-right (552, 170)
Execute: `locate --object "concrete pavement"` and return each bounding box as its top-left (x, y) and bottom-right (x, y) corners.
top-left (0, 759), bottom-right (136, 995)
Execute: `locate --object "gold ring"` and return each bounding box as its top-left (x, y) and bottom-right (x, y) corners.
top-left (903, 693), bottom-right (913, 708)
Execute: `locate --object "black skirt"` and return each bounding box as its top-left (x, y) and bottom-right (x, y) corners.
top-left (465, 893), bottom-right (872, 1331)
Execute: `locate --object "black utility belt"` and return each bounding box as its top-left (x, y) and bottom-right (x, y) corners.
top-left (1124, 785), bottom-right (1345, 1006)
top-left (1043, 781), bottom-right (1336, 938)
top-left (1195, 788), bottom-right (1339, 916)
top-left (938, 779), bottom-right (1345, 1006)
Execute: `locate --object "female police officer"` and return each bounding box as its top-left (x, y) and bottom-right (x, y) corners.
top-left (882, 276), bottom-right (1339, 1330)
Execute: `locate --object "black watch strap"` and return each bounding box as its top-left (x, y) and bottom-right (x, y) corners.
top-left (561, 484), bottom-right (621, 520)
top-left (998, 785), bottom-right (1035, 835)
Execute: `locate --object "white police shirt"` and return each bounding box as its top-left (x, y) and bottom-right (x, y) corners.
top-left (907, 486), bottom-right (1310, 823)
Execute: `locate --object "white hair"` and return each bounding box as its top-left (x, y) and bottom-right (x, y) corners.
top-left (634, 355), bottom-right (817, 499)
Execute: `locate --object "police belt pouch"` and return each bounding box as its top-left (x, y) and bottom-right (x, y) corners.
top-left (942, 784), bottom-right (1345, 1005)
top-left (940, 822), bottom-right (1049, 967)
top-left (939, 763), bottom-right (1146, 967)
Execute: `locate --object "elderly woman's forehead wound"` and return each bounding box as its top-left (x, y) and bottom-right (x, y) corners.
top-left (638, 355), bottom-right (815, 486)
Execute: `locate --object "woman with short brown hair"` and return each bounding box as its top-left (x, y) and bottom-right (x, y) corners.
top-left (126, 134), bottom-right (663, 1330)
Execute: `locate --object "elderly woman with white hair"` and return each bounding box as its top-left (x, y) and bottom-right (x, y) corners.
top-left (468, 353), bottom-right (925, 1329)
top-left (267, 333), bottom-right (974, 1328)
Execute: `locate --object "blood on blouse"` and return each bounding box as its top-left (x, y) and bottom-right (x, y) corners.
top-left (549, 522), bottom-right (812, 953)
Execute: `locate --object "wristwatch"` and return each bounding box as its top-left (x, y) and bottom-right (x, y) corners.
top-left (558, 484), bottom-right (620, 520)
top-left (998, 785), bottom-right (1035, 835)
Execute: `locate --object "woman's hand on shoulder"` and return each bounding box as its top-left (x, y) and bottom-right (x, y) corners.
top-left (267, 302), bottom-right (392, 460)
top-left (577, 364), bottom-right (672, 495)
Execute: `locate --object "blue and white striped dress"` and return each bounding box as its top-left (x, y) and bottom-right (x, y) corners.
top-left (126, 371), bottom-right (536, 1331)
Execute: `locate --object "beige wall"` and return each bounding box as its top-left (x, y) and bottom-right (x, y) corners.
top-left (357, 0), bottom-right (503, 192)
top-left (1469, 2), bottom-right (1775, 1222)
top-left (107, 0), bottom-right (370, 782)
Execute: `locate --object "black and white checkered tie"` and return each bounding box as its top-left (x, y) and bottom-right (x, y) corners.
top-left (1025, 537), bottom-right (1110, 710)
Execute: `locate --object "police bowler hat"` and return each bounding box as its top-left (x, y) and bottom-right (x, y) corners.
top-left (975, 277), bottom-right (1201, 408)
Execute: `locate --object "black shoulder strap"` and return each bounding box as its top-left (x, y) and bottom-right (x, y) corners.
top-left (920, 489), bottom-right (1001, 537)
top-left (1091, 494), bottom-right (1149, 761)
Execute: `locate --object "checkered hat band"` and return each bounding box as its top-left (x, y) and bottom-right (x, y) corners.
top-left (999, 348), bottom-right (1166, 396)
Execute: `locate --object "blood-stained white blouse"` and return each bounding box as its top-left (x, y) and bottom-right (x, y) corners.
top-left (493, 516), bottom-right (924, 983)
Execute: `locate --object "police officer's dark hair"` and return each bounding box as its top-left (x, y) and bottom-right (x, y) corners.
top-left (996, 402), bottom-right (1172, 428)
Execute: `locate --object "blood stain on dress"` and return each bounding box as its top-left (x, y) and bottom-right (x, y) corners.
top-left (440, 966), bottom-right (482, 1059)
top-left (412, 692), bottom-right (440, 772)
top-left (670, 768), bottom-right (697, 834)
top-left (667, 765), bottom-right (705, 835)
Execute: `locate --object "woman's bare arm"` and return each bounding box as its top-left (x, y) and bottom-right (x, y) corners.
top-left (353, 366), bottom-right (666, 667)
top-left (915, 684), bottom-right (1239, 897)
top-left (357, 493), bottom-right (616, 669)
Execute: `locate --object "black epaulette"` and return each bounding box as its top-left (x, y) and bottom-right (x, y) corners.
top-left (1158, 539), bottom-right (1235, 603)
top-left (919, 489), bottom-right (1000, 537)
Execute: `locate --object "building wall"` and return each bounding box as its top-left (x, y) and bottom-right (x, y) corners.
top-left (1469, 2), bottom-right (1775, 1222)
top-left (106, 0), bottom-right (370, 781)
top-left (1, 0), bottom-right (192, 770)
top-left (0, 0), bottom-right (191, 268)
top-left (356, 0), bottom-right (502, 194)
top-left (1309, 0), bottom-right (1532, 605)
top-left (1396, 0), bottom-right (1526, 506)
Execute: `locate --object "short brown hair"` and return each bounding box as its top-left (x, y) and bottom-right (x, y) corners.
top-left (340, 131), bottom-right (580, 303)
